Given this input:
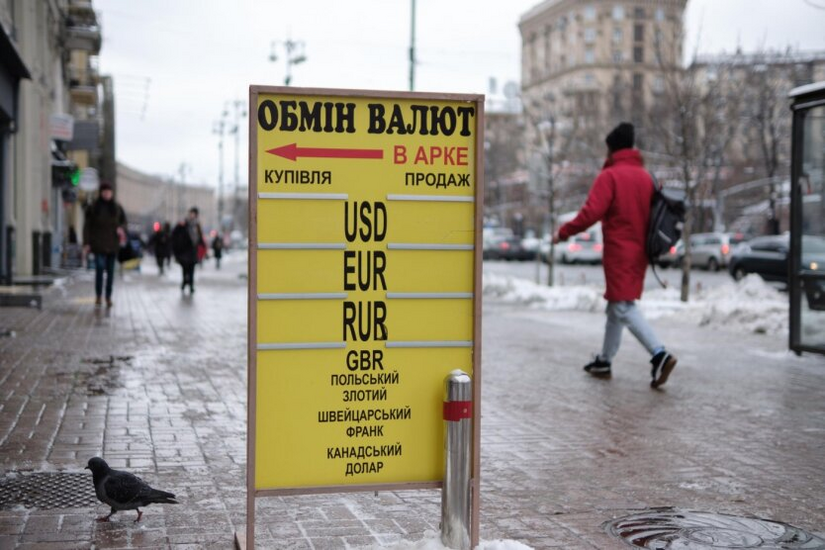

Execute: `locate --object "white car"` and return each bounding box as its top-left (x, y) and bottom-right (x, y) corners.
top-left (539, 223), bottom-right (603, 264)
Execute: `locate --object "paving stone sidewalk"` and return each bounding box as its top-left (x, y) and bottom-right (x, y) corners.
top-left (0, 258), bottom-right (824, 549)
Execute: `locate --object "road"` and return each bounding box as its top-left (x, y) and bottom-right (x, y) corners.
top-left (483, 258), bottom-right (733, 292)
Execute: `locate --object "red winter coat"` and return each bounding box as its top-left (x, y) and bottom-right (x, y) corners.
top-left (558, 149), bottom-right (653, 301)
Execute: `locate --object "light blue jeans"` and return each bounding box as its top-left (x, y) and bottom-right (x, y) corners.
top-left (600, 301), bottom-right (663, 362)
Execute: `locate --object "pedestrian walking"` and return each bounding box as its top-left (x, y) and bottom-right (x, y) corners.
top-left (148, 222), bottom-right (171, 275)
top-left (211, 232), bottom-right (224, 269)
top-left (83, 182), bottom-right (127, 308)
top-left (553, 122), bottom-right (677, 388)
top-left (171, 207), bottom-right (203, 294)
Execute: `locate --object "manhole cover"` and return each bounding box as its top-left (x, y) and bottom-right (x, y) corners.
top-left (607, 508), bottom-right (825, 549)
top-left (0, 472), bottom-right (96, 510)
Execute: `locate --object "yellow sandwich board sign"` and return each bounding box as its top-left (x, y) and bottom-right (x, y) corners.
top-left (242, 86), bottom-right (483, 548)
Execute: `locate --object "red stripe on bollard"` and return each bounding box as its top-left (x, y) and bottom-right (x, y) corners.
top-left (443, 400), bottom-right (472, 422)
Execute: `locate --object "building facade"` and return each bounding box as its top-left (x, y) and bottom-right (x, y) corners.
top-left (0, 0), bottom-right (112, 282)
top-left (519, 0), bottom-right (686, 131)
top-left (116, 162), bottom-right (217, 238)
top-left (6, 0), bottom-right (69, 281)
top-left (0, 2), bottom-right (30, 284)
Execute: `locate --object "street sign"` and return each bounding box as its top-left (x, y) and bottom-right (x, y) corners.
top-left (78, 167), bottom-right (99, 191)
top-left (242, 87), bottom-right (483, 548)
top-left (50, 113), bottom-right (74, 141)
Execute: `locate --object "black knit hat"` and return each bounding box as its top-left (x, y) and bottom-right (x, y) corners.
top-left (605, 122), bottom-right (635, 152)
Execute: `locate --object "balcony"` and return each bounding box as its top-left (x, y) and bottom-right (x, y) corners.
top-left (69, 66), bottom-right (98, 105)
top-left (65, 25), bottom-right (101, 53)
top-left (64, 0), bottom-right (101, 53)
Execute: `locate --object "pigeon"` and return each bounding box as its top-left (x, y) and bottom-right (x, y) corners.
top-left (85, 457), bottom-right (178, 522)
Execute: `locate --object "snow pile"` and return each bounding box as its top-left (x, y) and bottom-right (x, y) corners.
top-left (483, 272), bottom-right (605, 312)
top-left (483, 271), bottom-right (788, 336)
top-left (358, 530), bottom-right (533, 550)
top-left (679, 275), bottom-right (788, 335)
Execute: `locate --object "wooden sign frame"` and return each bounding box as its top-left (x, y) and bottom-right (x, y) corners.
top-left (238, 86), bottom-right (484, 549)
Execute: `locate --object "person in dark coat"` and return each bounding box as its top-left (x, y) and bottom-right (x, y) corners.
top-left (211, 233), bottom-right (223, 269)
top-left (171, 207), bottom-right (203, 294)
top-left (148, 223), bottom-right (171, 275)
top-left (83, 182), bottom-right (127, 308)
top-left (553, 123), bottom-right (677, 388)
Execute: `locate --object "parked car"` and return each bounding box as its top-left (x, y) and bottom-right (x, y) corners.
top-left (491, 237), bottom-right (536, 261)
top-left (482, 227), bottom-right (514, 260)
top-left (727, 234), bottom-right (825, 284)
top-left (681, 232), bottom-right (748, 271)
top-left (553, 225), bottom-right (603, 264)
top-left (657, 239), bottom-right (683, 268)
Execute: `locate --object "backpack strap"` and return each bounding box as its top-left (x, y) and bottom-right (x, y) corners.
top-left (647, 170), bottom-right (668, 289)
top-left (649, 171), bottom-right (662, 192)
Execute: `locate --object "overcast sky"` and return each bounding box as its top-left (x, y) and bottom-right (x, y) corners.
top-left (95, 0), bottom-right (825, 192)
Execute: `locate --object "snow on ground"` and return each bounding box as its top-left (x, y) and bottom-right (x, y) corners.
top-left (358, 530), bottom-right (533, 550)
top-left (483, 272), bottom-right (788, 336)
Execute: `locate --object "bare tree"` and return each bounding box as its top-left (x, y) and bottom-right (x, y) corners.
top-left (651, 31), bottom-right (744, 301)
top-left (523, 93), bottom-right (579, 287)
top-left (740, 50), bottom-right (794, 234)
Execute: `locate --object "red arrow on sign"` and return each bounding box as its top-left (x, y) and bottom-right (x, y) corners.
top-left (266, 143), bottom-right (384, 162)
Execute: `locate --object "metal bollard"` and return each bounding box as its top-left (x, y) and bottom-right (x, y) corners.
top-left (441, 369), bottom-right (472, 550)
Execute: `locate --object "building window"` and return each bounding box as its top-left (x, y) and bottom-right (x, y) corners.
top-left (613, 50), bottom-right (624, 63)
top-left (584, 27), bottom-right (596, 43)
top-left (634, 24), bottom-right (644, 42)
top-left (612, 4), bottom-right (624, 20)
top-left (655, 7), bottom-right (665, 21)
top-left (584, 48), bottom-right (595, 64)
top-left (633, 73), bottom-right (643, 91)
top-left (652, 75), bottom-right (664, 93)
top-left (556, 16), bottom-right (567, 31)
top-left (634, 45), bottom-right (643, 63)
top-left (584, 4), bottom-right (596, 20)
top-left (613, 27), bottom-right (623, 44)
top-left (634, 7), bottom-right (645, 19)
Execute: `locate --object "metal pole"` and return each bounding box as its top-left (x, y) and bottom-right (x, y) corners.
top-left (441, 370), bottom-right (472, 550)
top-left (409, 0), bottom-right (416, 91)
top-left (216, 119), bottom-right (225, 232)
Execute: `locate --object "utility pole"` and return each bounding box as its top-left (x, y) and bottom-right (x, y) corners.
top-left (269, 39), bottom-right (307, 86)
top-left (213, 107), bottom-right (228, 232)
top-left (409, 0), bottom-right (416, 91)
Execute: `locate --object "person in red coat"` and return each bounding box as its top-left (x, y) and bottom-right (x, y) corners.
top-left (553, 123), bottom-right (677, 388)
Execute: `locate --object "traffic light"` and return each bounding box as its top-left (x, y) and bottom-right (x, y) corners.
top-left (52, 163), bottom-right (80, 188)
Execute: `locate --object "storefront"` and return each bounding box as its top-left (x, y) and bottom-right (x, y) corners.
top-left (0, 26), bottom-right (29, 285)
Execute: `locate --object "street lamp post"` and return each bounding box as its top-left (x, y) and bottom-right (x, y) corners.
top-left (229, 100), bottom-right (247, 233)
top-left (409, 0), bottom-right (416, 91)
top-left (213, 108), bottom-right (228, 232)
top-left (269, 39), bottom-right (307, 86)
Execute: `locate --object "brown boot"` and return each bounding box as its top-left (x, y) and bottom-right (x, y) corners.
top-left (95, 297), bottom-right (102, 308)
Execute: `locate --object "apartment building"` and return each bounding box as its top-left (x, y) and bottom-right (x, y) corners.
top-left (519, 0), bottom-right (686, 136)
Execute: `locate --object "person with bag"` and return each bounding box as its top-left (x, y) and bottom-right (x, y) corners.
top-left (552, 122), bottom-right (677, 388)
top-left (148, 222), bottom-right (171, 275)
top-left (83, 182), bottom-right (127, 308)
top-left (171, 207), bottom-right (203, 294)
top-left (211, 232), bottom-right (224, 269)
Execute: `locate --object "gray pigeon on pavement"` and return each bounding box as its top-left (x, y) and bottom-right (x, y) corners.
top-left (85, 457), bottom-right (178, 522)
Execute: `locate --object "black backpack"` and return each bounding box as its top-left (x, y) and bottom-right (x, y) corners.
top-left (646, 173), bottom-right (686, 287)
